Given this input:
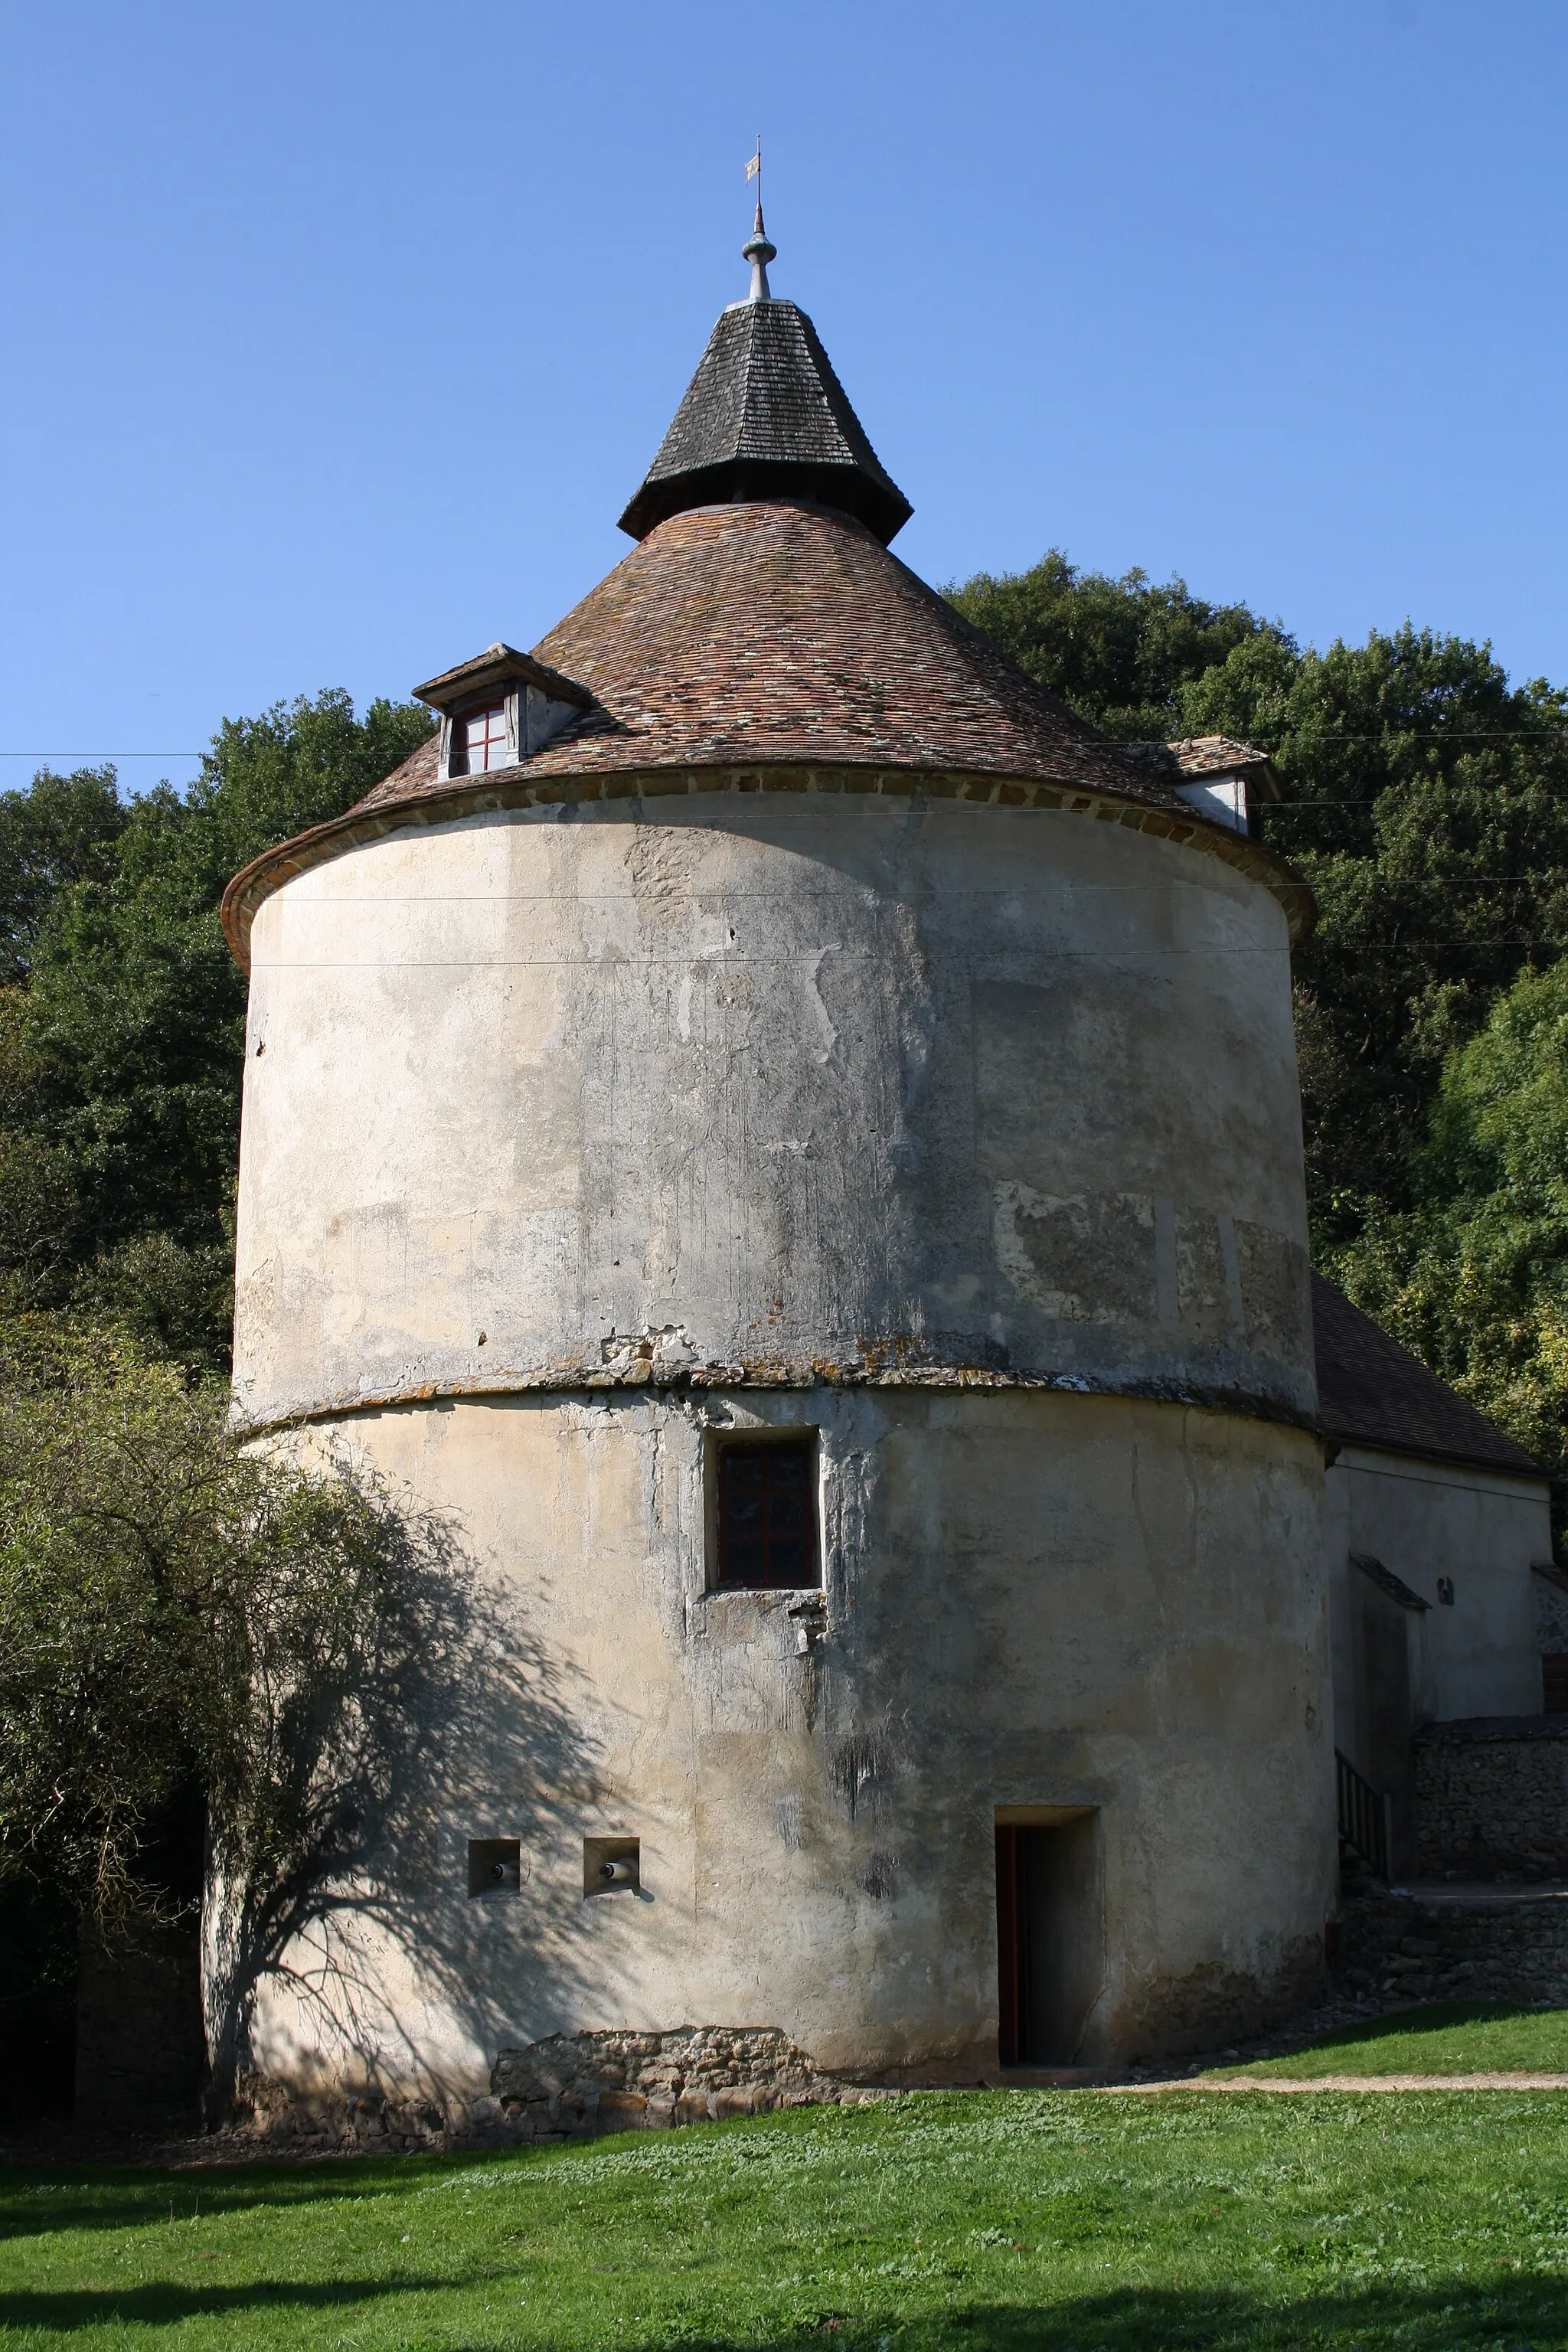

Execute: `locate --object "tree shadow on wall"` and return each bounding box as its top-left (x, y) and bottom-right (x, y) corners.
top-left (204, 1452), bottom-right (600, 2116)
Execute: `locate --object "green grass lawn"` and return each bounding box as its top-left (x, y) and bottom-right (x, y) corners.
top-left (2, 2090), bottom-right (1568, 2349)
top-left (1214, 2004), bottom-right (1568, 2080)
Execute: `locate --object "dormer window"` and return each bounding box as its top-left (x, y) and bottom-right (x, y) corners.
top-left (1165, 736), bottom-right (1280, 841)
top-left (452, 701), bottom-right (511, 776)
top-left (413, 642), bottom-right (596, 786)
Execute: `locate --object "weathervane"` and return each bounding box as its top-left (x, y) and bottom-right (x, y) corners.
top-left (742, 136), bottom-right (775, 302)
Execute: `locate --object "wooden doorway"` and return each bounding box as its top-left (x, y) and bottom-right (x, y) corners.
top-left (995, 1810), bottom-right (1102, 2068)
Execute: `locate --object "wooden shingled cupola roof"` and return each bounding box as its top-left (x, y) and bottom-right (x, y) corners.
top-left (617, 206), bottom-right (913, 547)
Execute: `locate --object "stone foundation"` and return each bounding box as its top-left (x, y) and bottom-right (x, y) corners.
top-left (230, 2071), bottom-right (451, 2153)
top-left (211, 1902), bottom-right (1568, 2150)
top-left (225, 2028), bottom-right (896, 2153)
top-left (488, 2027), bottom-right (894, 2141)
top-left (1414, 1716), bottom-right (1568, 1879)
top-left (1119, 1939), bottom-right (1328, 2061)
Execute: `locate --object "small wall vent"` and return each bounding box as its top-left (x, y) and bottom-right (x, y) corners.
top-left (583, 1837), bottom-right (640, 1896)
top-left (467, 1838), bottom-right (521, 1898)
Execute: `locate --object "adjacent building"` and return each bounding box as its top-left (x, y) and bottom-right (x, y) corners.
top-left (1315, 1273), bottom-right (1555, 1873)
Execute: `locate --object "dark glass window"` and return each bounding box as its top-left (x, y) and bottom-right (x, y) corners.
top-left (451, 701), bottom-right (509, 776)
top-left (715, 1439), bottom-right (818, 1589)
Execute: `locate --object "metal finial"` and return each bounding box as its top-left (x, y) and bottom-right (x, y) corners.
top-left (741, 138), bottom-right (775, 301)
top-left (742, 203), bottom-right (776, 302)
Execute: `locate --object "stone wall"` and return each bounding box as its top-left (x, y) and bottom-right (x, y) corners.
top-left (1337, 1880), bottom-right (1568, 2007)
top-left (241, 1389), bottom-right (1329, 2097)
top-left (225, 782), bottom-right (1331, 2103)
top-left (234, 798), bottom-right (1315, 1430)
top-left (488, 2027), bottom-right (891, 2141)
top-left (1535, 1567), bottom-right (1568, 1710)
top-left (232, 2073), bottom-right (449, 2154)
top-left (1414, 1716), bottom-right (1568, 1879)
top-left (1534, 1566), bottom-right (1568, 1655)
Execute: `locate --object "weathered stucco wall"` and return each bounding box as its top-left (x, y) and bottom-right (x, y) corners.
top-left (231, 1389), bottom-right (1331, 2105)
top-left (232, 795), bottom-right (1312, 1428)
top-left (223, 786), bottom-right (1329, 2108)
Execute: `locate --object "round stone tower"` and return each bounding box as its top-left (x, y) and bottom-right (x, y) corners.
top-left (221, 217), bottom-right (1332, 2115)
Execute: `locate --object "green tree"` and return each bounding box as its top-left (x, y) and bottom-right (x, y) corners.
top-left (0, 764), bottom-right (128, 985)
top-left (0, 990), bottom-right (78, 1298)
top-left (945, 548), bottom-right (1276, 743)
top-left (0, 1308), bottom-right (463, 1900)
top-left (0, 1307), bottom-right (552, 2105)
top-left (1329, 958), bottom-right (1568, 1527)
top-left (948, 554), bottom-right (1568, 1250)
top-left (5, 692), bottom-right (433, 1367)
top-left (1184, 625), bottom-right (1568, 1241)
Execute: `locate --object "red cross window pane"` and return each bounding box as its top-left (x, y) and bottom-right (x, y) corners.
top-left (454, 702), bottom-right (509, 775)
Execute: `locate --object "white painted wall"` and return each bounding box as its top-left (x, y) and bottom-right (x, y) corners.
top-left (1327, 1444), bottom-right (1553, 1766)
top-left (1174, 778), bottom-right (1248, 835)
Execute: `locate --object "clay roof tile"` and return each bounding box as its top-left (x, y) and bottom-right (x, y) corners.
top-left (353, 501), bottom-right (1174, 815)
top-left (1312, 1273), bottom-right (1543, 1478)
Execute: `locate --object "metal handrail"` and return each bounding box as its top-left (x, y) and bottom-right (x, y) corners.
top-left (1335, 1747), bottom-right (1392, 1881)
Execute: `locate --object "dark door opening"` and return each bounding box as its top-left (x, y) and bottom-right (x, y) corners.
top-left (995, 1812), bottom-right (1101, 2068)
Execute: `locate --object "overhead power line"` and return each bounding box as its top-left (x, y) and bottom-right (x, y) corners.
top-left (0, 752), bottom-right (204, 760)
top-left (1158, 731), bottom-right (1568, 746)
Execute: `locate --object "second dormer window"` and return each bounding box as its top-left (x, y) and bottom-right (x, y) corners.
top-left (453, 701), bottom-right (510, 776)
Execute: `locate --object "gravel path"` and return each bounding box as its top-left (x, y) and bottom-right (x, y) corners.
top-left (1109, 2072), bottom-right (1568, 2092)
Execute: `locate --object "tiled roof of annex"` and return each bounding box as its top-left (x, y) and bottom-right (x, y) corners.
top-left (352, 499), bottom-right (1185, 817)
top-left (1312, 1273), bottom-right (1542, 1480)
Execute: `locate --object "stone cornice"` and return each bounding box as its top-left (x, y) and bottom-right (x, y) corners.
top-left (230, 1354), bottom-right (1321, 1445)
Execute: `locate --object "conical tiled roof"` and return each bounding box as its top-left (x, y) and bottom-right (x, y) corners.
top-left (618, 299), bottom-right (913, 546)
top-left (351, 502), bottom-right (1171, 803)
top-left (221, 497), bottom-right (1316, 965)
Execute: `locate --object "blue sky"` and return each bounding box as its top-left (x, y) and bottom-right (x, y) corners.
top-left (2, 1), bottom-right (1565, 791)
